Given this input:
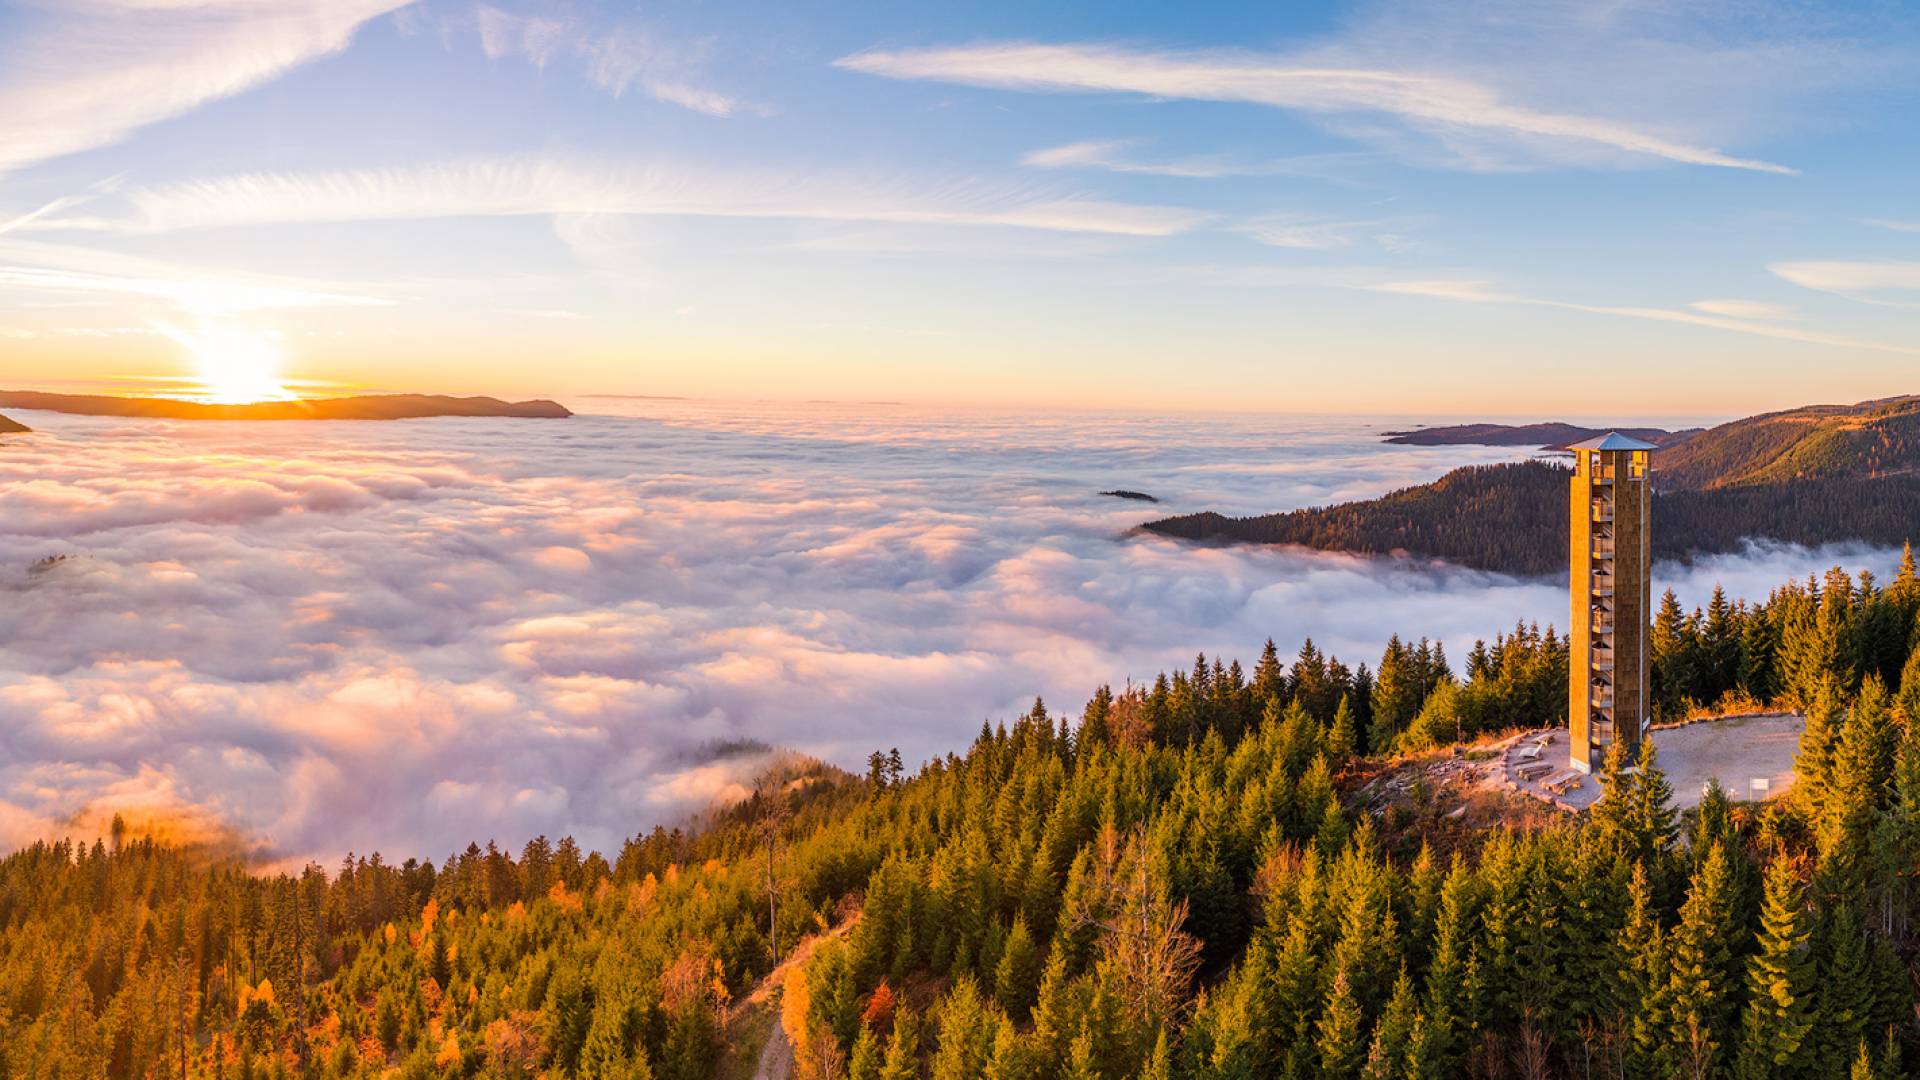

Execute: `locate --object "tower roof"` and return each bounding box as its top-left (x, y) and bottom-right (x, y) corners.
top-left (1567, 431), bottom-right (1659, 451)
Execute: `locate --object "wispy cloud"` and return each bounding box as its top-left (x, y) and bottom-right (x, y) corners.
top-left (33, 157), bottom-right (1212, 239)
top-left (1770, 260), bottom-right (1920, 302)
top-left (1372, 278), bottom-right (1920, 356)
top-left (1690, 298), bottom-right (1797, 320)
top-left (1021, 139), bottom-right (1369, 181)
top-left (1238, 214), bottom-right (1399, 252)
top-left (0, 0), bottom-right (409, 176)
top-left (837, 43), bottom-right (1795, 174)
top-left (1863, 220), bottom-right (1920, 234)
top-left (472, 3), bottom-right (753, 117)
top-left (0, 239), bottom-right (391, 314)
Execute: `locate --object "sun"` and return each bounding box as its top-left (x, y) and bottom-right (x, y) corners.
top-left (174, 323), bottom-right (294, 404)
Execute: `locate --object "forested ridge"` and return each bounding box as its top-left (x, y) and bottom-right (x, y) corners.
top-left (1143, 461), bottom-right (1920, 576)
top-left (1654, 395), bottom-right (1920, 490)
top-left (6, 554), bottom-right (1920, 1079)
top-left (1146, 396), bottom-right (1920, 576)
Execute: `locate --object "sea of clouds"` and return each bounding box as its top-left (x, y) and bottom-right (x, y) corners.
top-left (0, 401), bottom-right (1902, 865)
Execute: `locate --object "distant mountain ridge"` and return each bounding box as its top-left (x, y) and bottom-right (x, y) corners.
top-left (1383, 421), bottom-right (1697, 448)
top-left (1147, 395), bottom-right (1920, 576)
top-left (0, 391), bottom-right (572, 421)
top-left (0, 413), bottom-right (27, 434)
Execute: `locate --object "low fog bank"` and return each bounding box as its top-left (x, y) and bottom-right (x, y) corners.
top-left (0, 405), bottom-right (1897, 864)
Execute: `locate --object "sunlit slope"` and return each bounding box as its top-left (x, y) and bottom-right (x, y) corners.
top-left (1654, 395), bottom-right (1920, 490)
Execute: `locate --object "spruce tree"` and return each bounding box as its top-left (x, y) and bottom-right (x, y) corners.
top-left (1664, 841), bottom-right (1737, 1078)
top-left (1813, 903), bottom-right (1873, 1076)
top-left (1315, 968), bottom-right (1368, 1080)
top-left (985, 1023), bottom-right (1042, 1080)
top-left (1735, 859), bottom-right (1815, 1079)
top-left (930, 976), bottom-right (995, 1080)
top-left (994, 917), bottom-right (1042, 1022)
top-left (1620, 739), bottom-right (1678, 871)
top-left (879, 1006), bottom-right (922, 1080)
top-left (1738, 607), bottom-right (1778, 704)
top-left (1327, 697), bottom-right (1357, 768)
top-left (1897, 633), bottom-right (1920, 724)
top-left (1027, 950), bottom-right (1081, 1072)
top-left (848, 1024), bottom-right (885, 1080)
top-left (1795, 679), bottom-right (1848, 813)
top-left (1358, 965), bottom-right (1416, 1080)
top-left (1621, 862), bottom-right (1669, 1077)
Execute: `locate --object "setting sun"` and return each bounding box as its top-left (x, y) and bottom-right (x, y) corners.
top-left (169, 323), bottom-right (293, 404)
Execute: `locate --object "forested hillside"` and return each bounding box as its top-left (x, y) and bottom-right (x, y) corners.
top-left (4, 556), bottom-right (1920, 1079)
top-left (1655, 395), bottom-right (1920, 490)
top-left (1144, 461), bottom-right (1920, 576)
top-left (1148, 396), bottom-right (1920, 576)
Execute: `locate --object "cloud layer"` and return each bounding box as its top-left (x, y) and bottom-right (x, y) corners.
top-left (0, 404), bottom-right (1899, 864)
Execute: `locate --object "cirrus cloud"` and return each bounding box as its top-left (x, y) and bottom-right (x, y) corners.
top-left (0, 0), bottom-right (411, 176)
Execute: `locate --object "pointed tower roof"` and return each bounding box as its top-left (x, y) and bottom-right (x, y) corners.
top-left (1567, 431), bottom-right (1659, 451)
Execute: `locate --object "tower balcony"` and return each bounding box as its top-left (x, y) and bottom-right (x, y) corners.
top-left (1592, 573), bottom-right (1615, 597)
top-left (1593, 467), bottom-right (1616, 486)
top-left (1592, 500), bottom-right (1614, 523)
top-left (1591, 648), bottom-right (1614, 671)
top-left (1592, 691), bottom-right (1614, 709)
top-left (1592, 540), bottom-right (1615, 559)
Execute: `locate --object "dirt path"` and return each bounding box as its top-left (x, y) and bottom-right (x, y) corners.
top-left (720, 912), bottom-right (862, 1080)
top-left (750, 1019), bottom-right (794, 1080)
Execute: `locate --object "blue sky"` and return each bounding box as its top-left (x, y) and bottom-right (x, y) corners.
top-left (2, 0), bottom-right (1918, 413)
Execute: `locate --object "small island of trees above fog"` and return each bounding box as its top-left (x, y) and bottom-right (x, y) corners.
top-left (1146, 395), bottom-right (1920, 577)
top-left (6, 553), bottom-right (1920, 1079)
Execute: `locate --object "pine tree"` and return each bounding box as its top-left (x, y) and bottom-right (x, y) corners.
top-left (1665, 841), bottom-right (1737, 1078)
top-left (1252, 639), bottom-right (1286, 709)
top-left (879, 1006), bottom-right (923, 1080)
top-left (1813, 903), bottom-right (1873, 1076)
top-left (1820, 676), bottom-right (1897, 890)
top-left (985, 1023), bottom-right (1042, 1080)
top-left (848, 1024), bottom-right (885, 1080)
top-left (1327, 697), bottom-right (1357, 768)
top-left (1358, 965), bottom-right (1416, 1080)
top-left (1739, 607), bottom-right (1779, 704)
top-left (1621, 862), bottom-right (1669, 1077)
top-left (930, 976), bottom-right (996, 1080)
top-left (1315, 968), bottom-right (1367, 1080)
top-left (1027, 950), bottom-right (1081, 1071)
top-left (1652, 588), bottom-right (1695, 718)
top-left (1703, 585), bottom-right (1740, 704)
top-left (1370, 636), bottom-right (1420, 754)
top-left (994, 917), bottom-right (1042, 1022)
top-left (1292, 639), bottom-right (1337, 722)
top-left (1896, 634), bottom-right (1920, 725)
top-left (1795, 679), bottom-right (1848, 811)
top-left (1735, 859), bottom-right (1815, 1079)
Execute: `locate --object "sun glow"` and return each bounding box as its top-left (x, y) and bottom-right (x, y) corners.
top-left (169, 323), bottom-right (293, 404)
